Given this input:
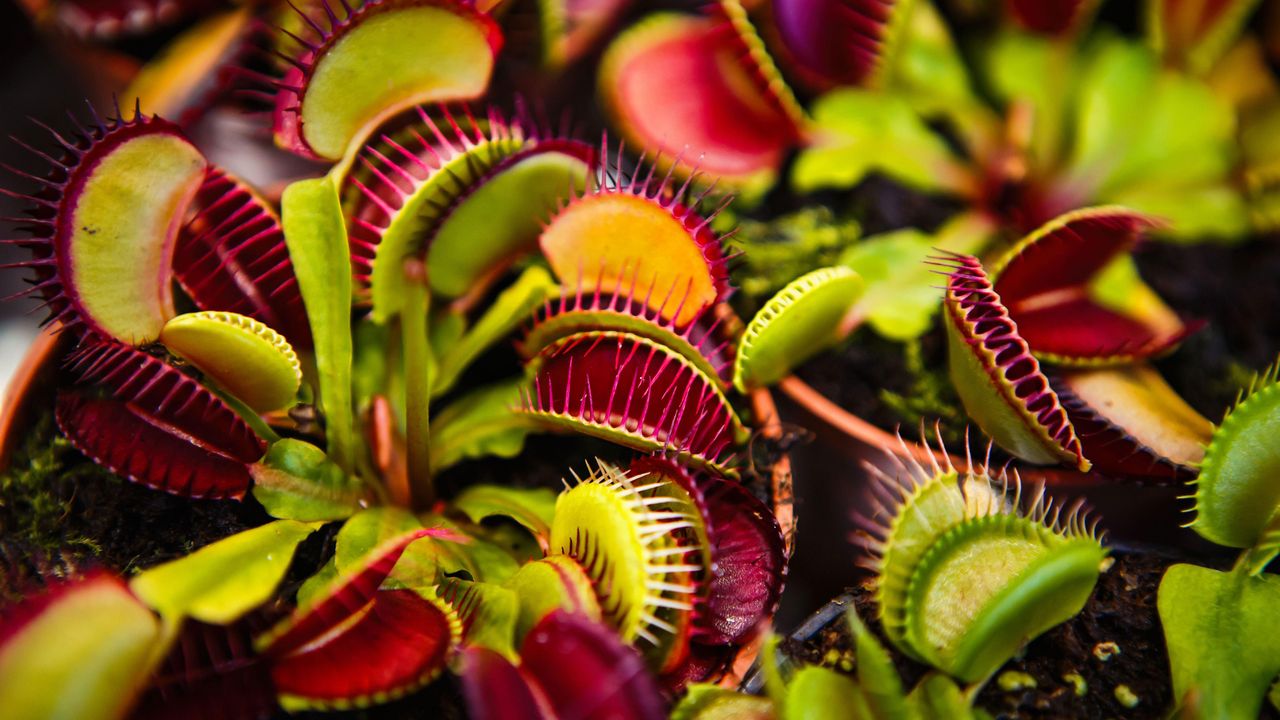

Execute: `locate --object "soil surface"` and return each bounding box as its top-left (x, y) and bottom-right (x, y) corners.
top-left (780, 549), bottom-right (1275, 720)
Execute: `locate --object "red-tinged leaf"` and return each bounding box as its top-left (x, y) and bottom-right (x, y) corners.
top-left (460, 648), bottom-right (550, 720)
top-left (66, 340), bottom-right (266, 463)
top-left (1005, 0), bottom-right (1093, 35)
top-left (771, 0), bottom-right (911, 87)
top-left (175, 167), bottom-right (312, 349)
top-left (271, 588), bottom-right (459, 710)
top-left (522, 332), bottom-right (745, 475)
top-left (659, 640), bottom-right (737, 692)
top-left (542, 0), bottom-right (634, 67)
top-left (990, 208), bottom-right (1196, 364)
top-left (695, 476), bottom-right (786, 646)
top-left (53, 0), bottom-right (222, 39)
top-left (132, 618), bottom-right (278, 720)
top-left (599, 12), bottom-right (800, 186)
top-left (519, 611), bottom-right (666, 720)
top-left (56, 391), bottom-right (256, 499)
top-left (257, 528), bottom-right (433, 657)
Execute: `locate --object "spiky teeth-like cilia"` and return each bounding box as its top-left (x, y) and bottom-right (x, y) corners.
top-left (269, 0), bottom-right (503, 160)
top-left (733, 265), bottom-right (863, 392)
top-left (862, 434), bottom-right (1105, 682)
top-left (522, 332), bottom-right (747, 475)
top-left (342, 105), bottom-right (593, 321)
top-left (4, 104), bottom-right (206, 345)
top-left (520, 281), bottom-right (733, 387)
top-left (160, 310), bottom-right (302, 413)
top-left (175, 167), bottom-right (312, 348)
top-left (1053, 365), bottom-right (1213, 483)
top-left (58, 341), bottom-right (267, 498)
top-left (988, 207), bottom-right (1196, 366)
top-left (941, 254), bottom-right (1089, 470)
top-left (1188, 356), bottom-right (1280, 549)
top-left (769, 0), bottom-right (916, 89)
top-left (539, 145), bottom-right (733, 328)
top-left (597, 7), bottom-right (803, 189)
top-left (549, 460), bottom-right (707, 672)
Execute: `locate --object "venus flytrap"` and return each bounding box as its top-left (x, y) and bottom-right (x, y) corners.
top-left (1158, 355), bottom-right (1280, 719)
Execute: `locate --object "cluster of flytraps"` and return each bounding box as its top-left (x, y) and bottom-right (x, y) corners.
top-left (0, 0), bottom-right (1278, 718)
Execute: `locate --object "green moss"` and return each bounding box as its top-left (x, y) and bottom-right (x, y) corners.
top-left (879, 338), bottom-right (965, 444)
top-left (729, 207), bottom-right (861, 306)
top-left (0, 413), bottom-right (104, 555)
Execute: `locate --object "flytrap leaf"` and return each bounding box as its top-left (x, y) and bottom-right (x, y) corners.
top-left (862, 437), bottom-right (1104, 683)
top-left (598, 6), bottom-right (805, 190)
top-left (1159, 564), bottom-right (1280, 719)
top-left (505, 555), bottom-right (604, 642)
top-left (1189, 358), bottom-right (1280, 548)
top-left (271, 0), bottom-right (503, 160)
top-left (1054, 365), bottom-right (1213, 482)
top-left (250, 439), bottom-right (366, 522)
top-left (462, 612), bottom-right (666, 720)
top-left (1005, 0), bottom-right (1096, 35)
top-left (770, 0), bottom-right (916, 88)
top-left (131, 618), bottom-right (276, 720)
top-left (125, 7), bottom-right (254, 126)
top-left (522, 332), bottom-right (746, 475)
top-left (59, 341), bottom-right (267, 498)
top-left (174, 167), bottom-right (312, 348)
top-left (539, 147), bottom-right (732, 329)
top-left (342, 106), bottom-right (593, 321)
top-left (0, 574), bottom-right (162, 720)
top-left (520, 273), bottom-right (733, 388)
top-left (4, 105), bottom-right (206, 345)
top-left (988, 207), bottom-right (1196, 366)
top-left (161, 311), bottom-right (301, 413)
top-left (734, 266), bottom-right (863, 392)
top-left (130, 520), bottom-right (316, 623)
top-left (670, 684), bottom-right (774, 719)
top-left (436, 577), bottom-right (520, 658)
top-left (258, 528), bottom-right (462, 710)
top-left (454, 485), bottom-right (558, 545)
top-left (550, 460), bottom-right (706, 673)
top-left (940, 255), bottom-right (1088, 470)
top-left (282, 176), bottom-right (356, 473)
top-left (1148, 0), bottom-right (1262, 75)
top-left (539, 0), bottom-right (633, 68)
top-left (430, 378), bottom-right (538, 472)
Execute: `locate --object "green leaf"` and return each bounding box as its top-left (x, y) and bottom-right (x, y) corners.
top-left (671, 684), bottom-right (775, 720)
top-left (792, 89), bottom-right (969, 196)
top-left (984, 31), bottom-right (1075, 171)
top-left (335, 507), bottom-right (435, 586)
top-left (432, 266), bottom-right (558, 396)
top-left (734, 267), bottom-right (864, 392)
top-left (783, 666), bottom-right (870, 720)
top-left (453, 484), bottom-right (557, 541)
top-left (0, 576), bottom-right (162, 720)
top-left (905, 673), bottom-right (975, 720)
top-left (848, 611), bottom-right (909, 720)
top-left (1159, 563), bottom-right (1280, 719)
top-left (430, 378), bottom-right (538, 472)
top-left (504, 555), bottom-right (602, 641)
top-left (282, 177), bottom-right (356, 473)
top-left (250, 439), bottom-right (364, 522)
top-left (130, 520), bottom-right (315, 623)
top-left (438, 577), bottom-right (519, 658)
top-left (840, 215), bottom-right (990, 341)
top-left (890, 0), bottom-right (975, 107)
top-left (297, 556), bottom-right (339, 608)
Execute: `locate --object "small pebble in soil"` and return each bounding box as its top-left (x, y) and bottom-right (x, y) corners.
top-left (1063, 673), bottom-right (1088, 697)
top-left (1100, 556), bottom-right (1116, 573)
top-left (999, 671), bottom-right (1038, 692)
top-left (1115, 684), bottom-right (1141, 709)
top-left (1093, 641), bottom-right (1121, 662)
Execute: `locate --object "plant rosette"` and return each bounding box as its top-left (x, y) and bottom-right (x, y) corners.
top-left (0, 91), bottom-right (793, 717)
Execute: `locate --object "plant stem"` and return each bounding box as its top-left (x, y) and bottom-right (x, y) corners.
top-left (402, 258), bottom-right (434, 510)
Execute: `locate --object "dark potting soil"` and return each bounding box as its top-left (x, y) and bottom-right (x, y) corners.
top-left (780, 550), bottom-right (1272, 720)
